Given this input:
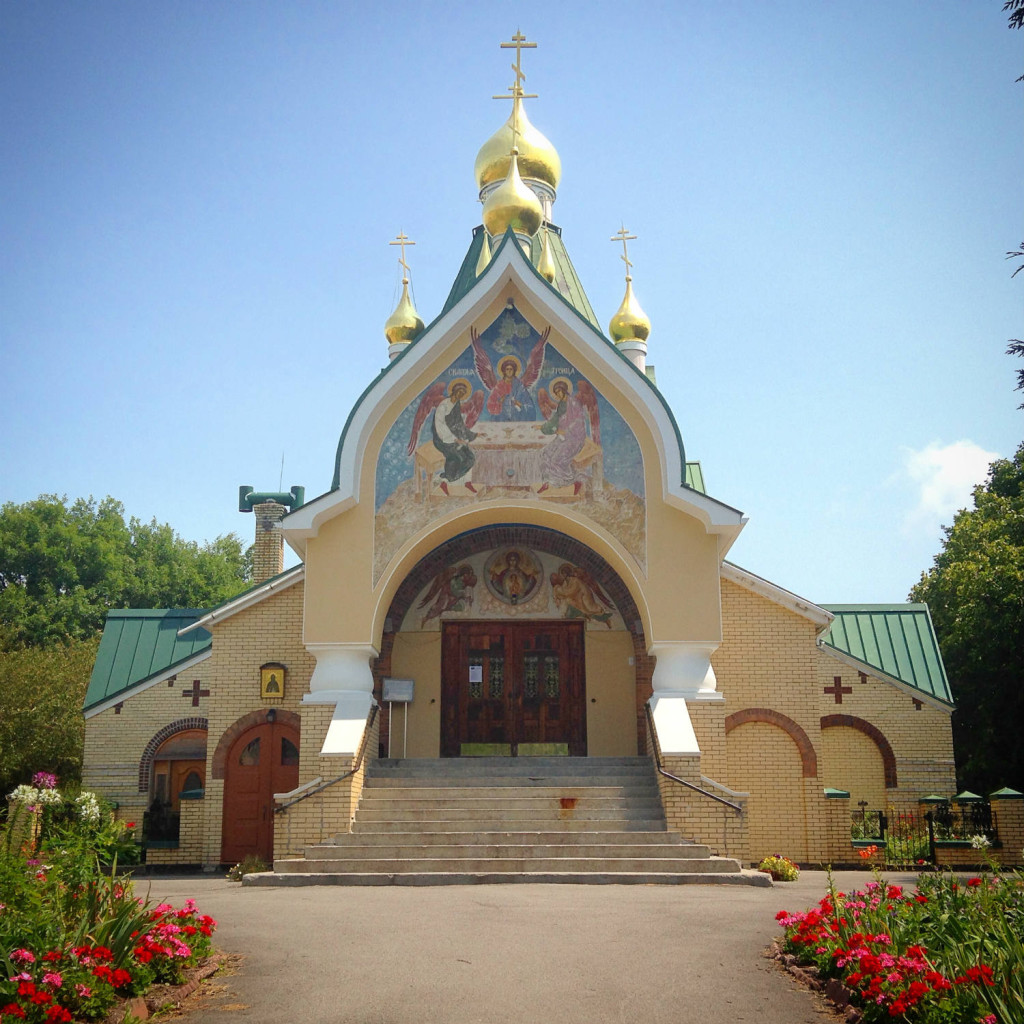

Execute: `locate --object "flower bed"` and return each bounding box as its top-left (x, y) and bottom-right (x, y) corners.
top-left (2, 776), bottom-right (217, 1022)
top-left (775, 868), bottom-right (1024, 1023)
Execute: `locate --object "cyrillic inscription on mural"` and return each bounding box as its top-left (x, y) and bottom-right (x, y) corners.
top-left (402, 547), bottom-right (623, 632)
top-left (374, 304), bottom-right (646, 581)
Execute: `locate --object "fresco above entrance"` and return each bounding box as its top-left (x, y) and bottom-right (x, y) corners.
top-left (399, 546), bottom-right (624, 632)
top-left (374, 304), bottom-right (646, 582)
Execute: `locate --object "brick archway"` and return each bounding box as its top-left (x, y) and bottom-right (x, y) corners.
top-left (138, 717), bottom-right (207, 793)
top-left (377, 524), bottom-right (653, 756)
top-left (725, 708), bottom-right (818, 778)
top-left (821, 714), bottom-right (898, 788)
top-left (211, 708), bottom-right (302, 780)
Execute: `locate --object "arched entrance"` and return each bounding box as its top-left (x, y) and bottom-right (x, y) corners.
top-left (376, 524), bottom-right (648, 758)
top-left (221, 720), bottom-right (299, 864)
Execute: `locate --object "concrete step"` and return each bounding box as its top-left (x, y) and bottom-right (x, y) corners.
top-left (364, 775), bottom-right (660, 789)
top-left (368, 757), bottom-right (653, 777)
top-left (356, 793), bottom-right (664, 812)
top-left (274, 855), bottom-right (739, 873)
top-left (245, 869), bottom-right (772, 888)
top-left (353, 805), bottom-right (665, 822)
top-left (322, 830), bottom-right (684, 847)
top-left (351, 817), bottom-right (667, 833)
top-left (303, 842), bottom-right (714, 861)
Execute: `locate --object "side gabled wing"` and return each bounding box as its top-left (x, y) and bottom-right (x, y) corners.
top-left (537, 387), bottom-right (555, 421)
top-left (462, 390), bottom-right (484, 429)
top-left (576, 379), bottom-right (601, 445)
top-left (407, 381), bottom-right (446, 455)
top-left (471, 327), bottom-right (497, 390)
top-left (521, 326), bottom-right (550, 389)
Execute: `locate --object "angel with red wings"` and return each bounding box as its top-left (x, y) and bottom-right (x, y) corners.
top-left (535, 377), bottom-right (601, 495)
top-left (470, 325), bottom-right (551, 420)
top-left (406, 378), bottom-right (484, 495)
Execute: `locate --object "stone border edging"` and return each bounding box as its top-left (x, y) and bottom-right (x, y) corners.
top-left (767, 940), bottom-right (862, 1023)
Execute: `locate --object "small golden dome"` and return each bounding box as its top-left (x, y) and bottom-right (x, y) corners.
top-left (482, 148), bottom-right (543, 238)
top-left (537, 226), bottom-right (556, 283)
top-left (475, 97), bottom-right (561, 191)
top-left (608, 277), bottom-right (650, 344)
top-left (384, 279), bottom-right (424, 346)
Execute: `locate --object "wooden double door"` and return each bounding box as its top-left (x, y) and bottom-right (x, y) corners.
top-left (221, 721), bottom-right (299, 865)
top-left (441, 621), bottom-right (586, 757)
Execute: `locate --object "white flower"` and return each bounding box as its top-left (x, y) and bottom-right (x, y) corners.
top-left (969, 834), bottom-right (991, 850)
top-left (75, 792), bottom-right (101, 824)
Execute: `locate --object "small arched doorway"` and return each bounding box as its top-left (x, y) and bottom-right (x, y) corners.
top-left (221, 720), bottom-right (299, 864)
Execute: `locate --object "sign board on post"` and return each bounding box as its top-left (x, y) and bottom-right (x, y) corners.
top-left (382, 678), bottom-right (414, 758)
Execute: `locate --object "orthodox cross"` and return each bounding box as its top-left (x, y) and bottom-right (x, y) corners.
top-left (494, 31), bottom-right (538, 143)
top-left (611, 225), bottom-right (637, 279)
top-left (389, 231), bottom-right (415, 283)
top-left (182, 679), bottom-right (210, 707)
top-left (912, 698), bottom-right (923, 711)
top-left (824, 676), bottom-right (852, 704)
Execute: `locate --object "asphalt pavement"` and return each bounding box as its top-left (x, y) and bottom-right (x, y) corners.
top-left (142, 870), bottom-right (919, 1024)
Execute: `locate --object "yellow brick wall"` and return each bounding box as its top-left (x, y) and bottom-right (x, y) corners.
top-left (199, 581), bottom-right (314, 865)
top-left (820, 726), bottom-right (887, 810)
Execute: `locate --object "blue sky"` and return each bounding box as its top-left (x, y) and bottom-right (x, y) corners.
top-left (2, 1), bottom-right (1020, 604)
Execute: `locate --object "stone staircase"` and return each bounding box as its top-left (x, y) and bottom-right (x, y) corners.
top-left (246, 756), bottom-right (768, 887)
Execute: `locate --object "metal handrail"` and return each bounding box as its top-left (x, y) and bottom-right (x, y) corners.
top-left (274, 703), bottom-right (379, 814)
top-left (644, 701), bottom-right (742, 814)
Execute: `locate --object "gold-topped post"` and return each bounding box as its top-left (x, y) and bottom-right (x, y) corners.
top-left (384, 230), bottom-right (424, 359)
top-left (608, 224), bottom-right (650, 373)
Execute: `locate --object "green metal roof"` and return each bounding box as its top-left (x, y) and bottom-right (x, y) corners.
top-left (440, 223), bottom-right (600, 330)
top-left (685, 462), bottom-right (706, 494)
top-left (84, 609), bottom-right (212, 712)
top-left (820, 604), bottom-right (953, 706)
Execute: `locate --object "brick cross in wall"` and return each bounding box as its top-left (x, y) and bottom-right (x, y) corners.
top-left (912, 698), bottom-right (923, 711)
top-left (182, 679), bottom-right (210, 707)
top-left (824, 676), bottom-right (852, 704)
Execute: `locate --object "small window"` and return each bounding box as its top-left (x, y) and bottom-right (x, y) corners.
top-left (181, 771), bottom-right (203, 793)
top-left (281, 737), bottom-right (299, 766)
top-left (239, 738), bottom-right (261, 765)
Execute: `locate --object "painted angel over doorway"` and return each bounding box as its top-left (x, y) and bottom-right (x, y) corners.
top-left (535, 377), bottom-right (601, 494)
top-left (550, 562), bottom-right (614, 628)
top-left (471, 325), bottom-right (551, 420)
top-left (407, 378), bottom-right (484, 495)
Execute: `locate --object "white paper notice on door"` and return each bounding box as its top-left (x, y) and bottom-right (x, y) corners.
top-left (468, 665), bottom-right (483, 683)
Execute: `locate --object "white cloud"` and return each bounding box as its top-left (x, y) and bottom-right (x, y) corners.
top-left (901, 440), bottom-right (999, 535)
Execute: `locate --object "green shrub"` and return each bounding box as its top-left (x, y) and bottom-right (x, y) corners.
top-left (758, 854), bottom-right (800, 881)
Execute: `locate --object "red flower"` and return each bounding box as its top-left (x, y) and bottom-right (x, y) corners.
top-left (125, 822), bottom-right (136, 829)
top-left (967, 877), bottom-right (982, 887)
top-left (44, 1008), bottom-right (72, 1023)
top-left (1, 1004), bottom-right (26, 1020)
top-left (16, 982), bottom-right (35, 998)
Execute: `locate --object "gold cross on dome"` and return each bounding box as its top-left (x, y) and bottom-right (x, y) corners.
top-left (501, 30), bottom-right (537, 95)
top-left (389, 231), bottom-right (416, 280)
top-left (611, 225), bottom-right (637, 277)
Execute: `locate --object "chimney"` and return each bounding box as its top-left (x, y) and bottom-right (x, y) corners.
top-left (252, 501), bottom-right (286, 582)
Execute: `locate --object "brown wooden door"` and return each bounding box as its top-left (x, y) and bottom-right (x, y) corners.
top-left (221, 722), bottom-right (299, 864)
top-left (441, 621), bottom-right (585, 757)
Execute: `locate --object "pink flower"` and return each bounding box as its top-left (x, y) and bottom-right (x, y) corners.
top-left (74, 984), bottom-right (91, 998)
top-left (10, 949), bottom-right (36, 965)
top-left (42, 973), bottom-right (62, 989)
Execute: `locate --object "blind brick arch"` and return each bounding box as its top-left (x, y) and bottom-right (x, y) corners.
top-left (724, 708), bottom-right (818, 778)
top-left (821, 713), bottom-right (898, 788)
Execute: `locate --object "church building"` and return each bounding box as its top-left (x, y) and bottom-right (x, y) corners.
top-left (81, 35), bottom-right (959, 880)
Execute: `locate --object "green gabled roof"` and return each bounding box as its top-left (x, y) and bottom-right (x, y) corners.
top-left (820, 604), bottom-right (953, 706)
top-left (440, 223), bottom-right (600, 330)
top-left (685, 462), bottom-right (706, 493)
top-left (84, 609), bottom-right (212, 712)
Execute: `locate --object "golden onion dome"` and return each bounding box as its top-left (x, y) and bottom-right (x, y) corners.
top-left (482, 148), bottom-right (543, 238)
top-left (608, 277), bottom-right (651, 344)
top-left (475, 97), bottom-right (561, 191)
top-left (384, 279), bottom-right (424, 346)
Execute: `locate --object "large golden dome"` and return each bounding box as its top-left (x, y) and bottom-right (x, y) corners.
top-left (475, 97), bottom-right (561, 191)
top-left (482, 149), bottom-right (544, 237)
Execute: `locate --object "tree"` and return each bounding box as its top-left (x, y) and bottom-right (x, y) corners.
top-left (1008, 339), bottom-right (1024, 408)
top-left (910, 444), bottom-right (1024, 794)
top-left (0, 638), bottom-right (99, 799)
top-left (0, 495), bottom-right (250, 649)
